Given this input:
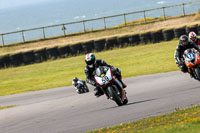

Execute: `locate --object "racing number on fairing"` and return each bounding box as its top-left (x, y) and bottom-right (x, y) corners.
top-left (102, 76), bottom-right (109, 84)
top-left (187, 53), bottom-right (194, 59)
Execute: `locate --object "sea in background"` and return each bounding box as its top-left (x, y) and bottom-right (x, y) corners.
top-left (0, 0), bottom-right (199, 44)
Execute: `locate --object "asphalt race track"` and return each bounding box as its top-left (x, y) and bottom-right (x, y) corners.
top-left (1, 71), bottom-right (200, 133)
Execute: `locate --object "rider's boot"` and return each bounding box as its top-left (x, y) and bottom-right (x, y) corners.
top-left (94, 87), bottom-right (104, 97)
top-left (119, 76), bottom-right (127, 88)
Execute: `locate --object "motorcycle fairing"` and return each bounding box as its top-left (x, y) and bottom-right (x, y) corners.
top-left (95, 68), bottom-right (113, 87)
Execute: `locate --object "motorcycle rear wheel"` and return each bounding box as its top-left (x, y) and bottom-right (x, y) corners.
top-left (108, 86), bottom-right (123, 106)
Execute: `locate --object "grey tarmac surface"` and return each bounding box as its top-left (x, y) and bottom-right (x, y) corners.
top-left (1, 71), bottom-right (200, 133)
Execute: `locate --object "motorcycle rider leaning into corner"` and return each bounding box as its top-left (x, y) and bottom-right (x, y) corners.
top-left (189, 31), bottom-right (200, 47)
top-left (174, 35), bottom-right (200, 78)
top-left (84, 53), bottom-right (127, 97)
top-left (72, 77), bottom-right (88, 94)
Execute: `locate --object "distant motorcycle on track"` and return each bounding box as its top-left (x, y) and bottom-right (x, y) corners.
top-left (72, 77), bottom-right (89, 94)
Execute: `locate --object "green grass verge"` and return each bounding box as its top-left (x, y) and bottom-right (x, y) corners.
top-left (0, 40), bottom-right (179, 96)
top-left (86, 106), bottom-right (200, 133)
top-left (0, 105), bottom-right (17, 110)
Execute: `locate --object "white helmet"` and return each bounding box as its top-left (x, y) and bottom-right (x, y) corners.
top-left (189, 31), bottom-right (197, 42)
top-left (85, 53), bottom-right (96, 68)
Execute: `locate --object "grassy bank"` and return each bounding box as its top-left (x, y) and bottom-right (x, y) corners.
top-left (0, 40), bottom-right (178, 96)
top-left (86, 105), bottom-right (200, 133)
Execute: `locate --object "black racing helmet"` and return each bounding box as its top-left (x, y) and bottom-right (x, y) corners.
top-left (73, 77), bottom-right (78, 82)
top-left (85, 53), bottom-right (96, 68)
top-left (179, 35), bottom-right (189, 46)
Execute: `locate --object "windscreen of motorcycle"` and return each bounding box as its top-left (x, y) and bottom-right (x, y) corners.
top-left (184, 49), bottom-right (195, 63)
top-left (95, 67), bottom-right (113, 86)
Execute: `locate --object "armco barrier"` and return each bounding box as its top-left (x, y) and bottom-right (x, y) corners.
top-left (1, 23), bottom-right (200, 69)
top-left (151, 30), bottom-right (164, 43)
top-left (128, 34), bottom-right (140, 46)
top-left (105, 37), bottom-right (118, 50)
top-left (81, 40), bottom-right (94, 53)
top-left (186, 24), bottom-right (198, 35)
top-left (139, 32), bottom-right (152, 44)
top-left (94, 39), bottom-right (105, 52)
top-left (162, 28), bottom-right (174, 41)
top-left (9, 53), bottom-right (23, 67)
top-left (34, 48), bottom-right (47, 63)
top-left (174, 26), bottom-right (186, 38)
top-left (22, 51), bottom-right (35, 65)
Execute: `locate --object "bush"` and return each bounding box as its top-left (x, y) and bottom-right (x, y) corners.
top-left (162, 28), bottom-right (174, 41)
top-left (46, 47), bottom-right (60, 59)
top-left (117, 35), bottom-right (130, 47)
top-left (128, 34), bottom-right (141, 46)
top-left (151, 30), bottom-right (164, 43)
top-left (81, 40), bottom-right (94, 53)
top-left (34, 48), bottom-right (47, 62)
top-left (70, 43), bottom-right (83, 55)
top-left (105, 37), bottom-right (118, 50)
top-left (139, 32), bottom-right (152, 44)
top-left (94, 39), bottom-right (106, 52)
top-left (9, 53), bottom-right (23, 67)
top-left (22, 51), bottom-right (35, 65)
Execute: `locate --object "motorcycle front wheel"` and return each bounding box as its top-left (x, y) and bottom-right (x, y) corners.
top-left (84, 86), bottom-right (89, 93)
top-left (107, 86), bottom-right (123, 106)
top-left (123, 98), bottom-right (128, 105)
top-left (194, 67), bottom-right (200, 81)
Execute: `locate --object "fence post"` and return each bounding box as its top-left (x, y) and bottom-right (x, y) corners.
top-left (162, 7), bottom-right (166, 20)
top-left (42, 27), bottom-right (46, 39)
top-left (103, 17), bottom-right (107, 29)
top-left (143, 11), bottom-right (146, 23)
top-left (182, 4), bottom-right (185, 16)
top-left (82, 21), bottom-right (86, 32)
top-left (22, 31), bottom-right (25, 42)
top-left (1, 34), bottom-right (5, 46)
top-left (123, 14), bottom-right (127, 26)
top-left (62, 24), bottom-right (66, 36)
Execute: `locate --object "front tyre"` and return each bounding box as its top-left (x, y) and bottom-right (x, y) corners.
top-left (84, 86), bottom-right (89, 93)
top-left (107, 86), bottom-right (123, 106)
top-left (194, 67), bottom-right (200, 80)
top-left (123, 98), bottom-right (128, 105)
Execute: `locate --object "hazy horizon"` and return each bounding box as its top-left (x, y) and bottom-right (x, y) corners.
top-left (0, 0), bottom-right (199, 44)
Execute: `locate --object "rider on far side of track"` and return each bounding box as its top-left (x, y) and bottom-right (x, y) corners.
top-left (84, 53), bottom-right (127, 97)
top-left (189, 31), bottom-right (200, 48)
top-left (174, 35), bottom-right (200, 78)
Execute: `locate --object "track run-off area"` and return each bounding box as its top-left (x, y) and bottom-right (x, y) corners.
top-left (1, 71), bottom-right (200, 133)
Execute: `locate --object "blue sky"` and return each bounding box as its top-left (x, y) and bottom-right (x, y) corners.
top-left (0, 0), bottom-right (55, 9)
